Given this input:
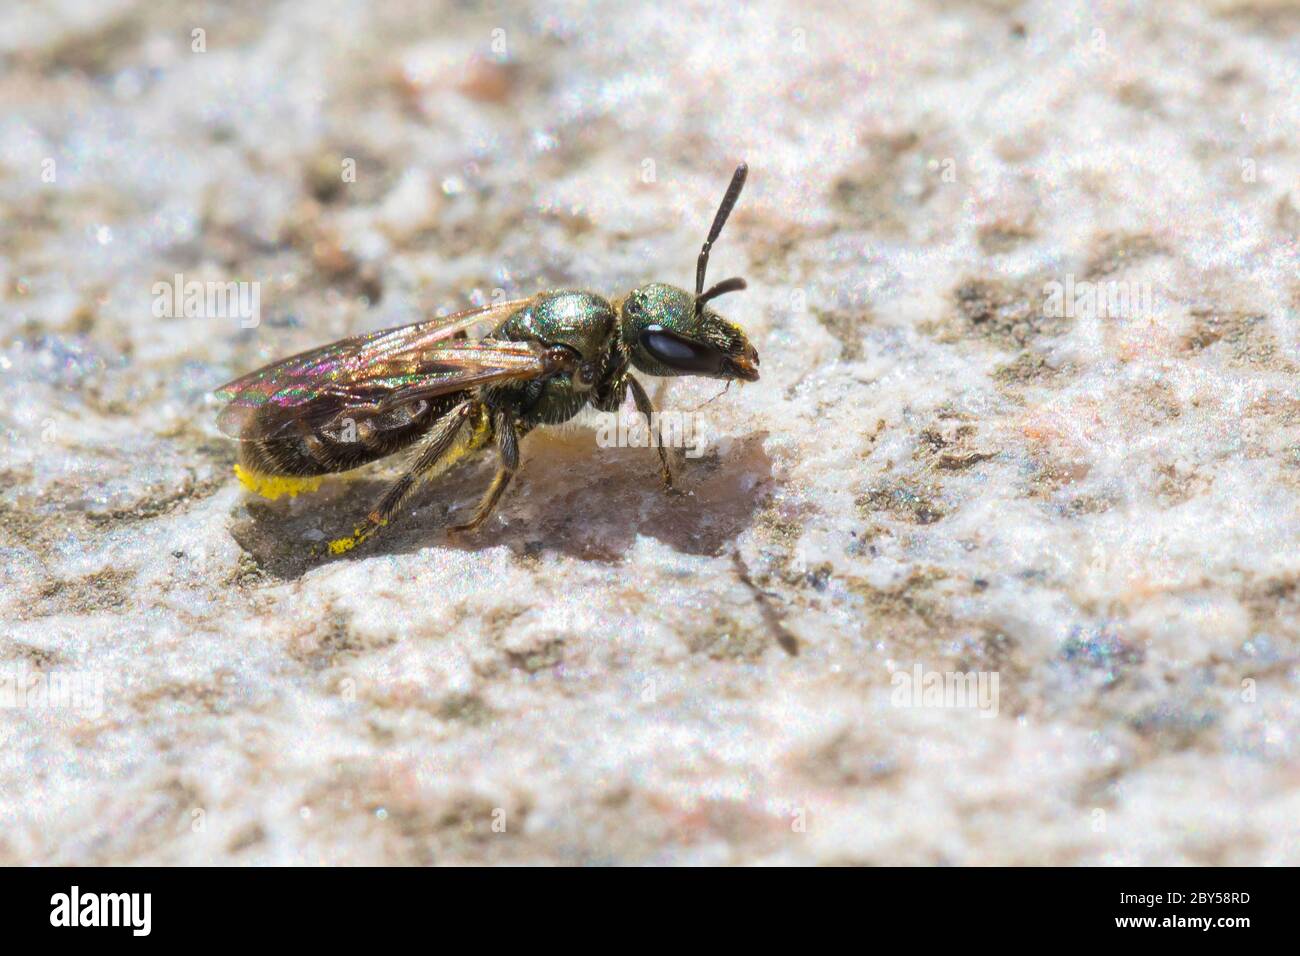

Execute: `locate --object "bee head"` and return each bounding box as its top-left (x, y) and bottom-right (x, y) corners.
top-left (618, 164), bottom-right (758, 383)
top-left (620, 283), bottom-right (758, 382)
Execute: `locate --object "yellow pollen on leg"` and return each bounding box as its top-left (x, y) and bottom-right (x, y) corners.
top-left (327, 533), bottom-right (359, 555)
top-left (233, 464), bottom-right (324, 501)
top-left (327, 518), bottom-right (385, 556)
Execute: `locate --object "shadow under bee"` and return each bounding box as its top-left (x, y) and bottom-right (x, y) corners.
top-left (229, 428), bottom-right (774, 581)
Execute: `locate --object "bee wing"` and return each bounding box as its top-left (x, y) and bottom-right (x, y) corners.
top-left (215, 296), bottom-right (534, 407)
top-left (215, 296), bottom-right (552, 442)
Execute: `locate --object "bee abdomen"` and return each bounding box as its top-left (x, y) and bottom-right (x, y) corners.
top-left (238, 393), bottom-right (464, 478)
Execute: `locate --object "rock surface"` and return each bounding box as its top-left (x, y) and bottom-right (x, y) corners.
top-left (2, 0), bottom-right (1299, 864)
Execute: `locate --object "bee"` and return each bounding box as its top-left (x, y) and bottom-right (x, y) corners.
top-left (216, 164), bottom-right (758, 554)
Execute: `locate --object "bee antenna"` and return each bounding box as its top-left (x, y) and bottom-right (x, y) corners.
top-left (698, 276), bottom-right (747, 306)
top-left (695, 163), bottom-right (748, 314)
top-left (689, 379), bottom-right (732, 411)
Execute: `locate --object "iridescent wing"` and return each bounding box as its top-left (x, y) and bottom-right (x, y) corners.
top-left (215, 296), bottom-right (562, 442)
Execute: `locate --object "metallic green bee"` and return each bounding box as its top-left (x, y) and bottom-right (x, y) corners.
top-left (216, 164), bottom-right (758, 553)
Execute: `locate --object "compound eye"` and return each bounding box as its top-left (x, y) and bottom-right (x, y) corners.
top-left (639, 327), bottom-right (726, 375)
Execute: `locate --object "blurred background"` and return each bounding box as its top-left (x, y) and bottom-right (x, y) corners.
top-left (2, 0), bottom-right (1299, 864)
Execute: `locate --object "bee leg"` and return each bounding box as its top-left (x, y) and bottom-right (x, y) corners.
top-left (328, 400), bottom-right (477, 554)
top-left (450, 407), bottom-right (519, 533)
top-left (625, 374), bottom-right (674, 491)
